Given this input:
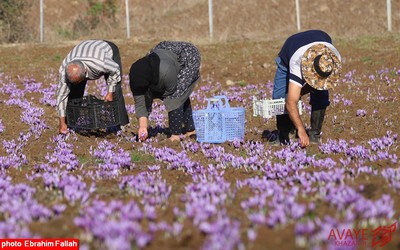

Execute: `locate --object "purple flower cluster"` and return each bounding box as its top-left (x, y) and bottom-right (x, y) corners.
top-left (343, 70), bottom-right (357, 83)
top-left (0, 173), bottom-right (53, 238)
top-left (90, 140), bottom-right (133, 178)
top-left (368, 131), bottom-right (397, 151)
top-left (173, 166), bottom-right (244, 250)
top-left (0, 119), bottom-right (4, 133)
top-left (181, 140), bottom-right (200, 153)
top-left (74, 199), bottom-right (153, 249)
top-left (200, 214), bottom-right (243, 250)
top-left (20, 105), bottom-right (48, 138)
top-left (119, 171), bottom-right (172, 206)
top-left (2, 77), bottom-right (49, 137)
top-left (0, 133), bottom-right (29, 170)
top-left (177, 167), bottom-right (233, 225)
top-left (148, 102), bottom-right (168, 127)
top-left (381, 168), bottom-right (400, 190)
top-left (45, 135), bottom-right (80, 171)
top-left (356, 109), bottom-right (367, 117)
top-left (377, 67), bottom-right (396, 85)
top-left (21, 76), bottom-right (43, 93)
top-left (319, 139), bottom-right (349, 154)
top-left (295, 216), bottom-right (349, 249)
top-left (319, 183), bottom-right (395, 225)
top-left (0, 221), bottom-right (33, 239)
top-left (238, 177), bottom-right (307, 229)
top-left (243, 140), bottom-right (266, 157)
top-left (331, 93), bottom-right (353, 106)
top-left (39, 82), bottom-right (58, 107)
top-left (4, 90), bottom-right (27, 107)
top-left (0, 69), bottom-right (399, 250)
top-left (41, 171), bottom-right (95, 204)
top-left (345, 145), bottom-right (371, 159)
top-left (199, 143), bottom-right (266, 171)
top-left (142, 143), bottom-right (202, 173)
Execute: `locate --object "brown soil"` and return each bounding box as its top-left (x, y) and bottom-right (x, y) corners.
top-left (1, 1), bottom-right (400, 249)
top-left (25, 0), bottom-right (400, 43)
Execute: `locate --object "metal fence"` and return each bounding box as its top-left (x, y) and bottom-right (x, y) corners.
top-left (32, 0), bottom-right (400, 43)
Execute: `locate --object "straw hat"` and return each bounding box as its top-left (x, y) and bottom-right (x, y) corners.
top-left (301, 44), bottom-right (342, 90)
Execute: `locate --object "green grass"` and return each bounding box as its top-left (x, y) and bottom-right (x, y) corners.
top-left (239, 150), bottom-right (247, 158)
top-left (55, 26), bottom-right (73, 40)
top-left (361, 56), bottom-right (372, 63)
top-left (53, 54), bottom-right (62, 61)
top-left (131, 151), bottom-right (156, 163)
top-left (239, 80), bottom-right (246, 87)
top-left (78, 154), bottom-right (90, 164)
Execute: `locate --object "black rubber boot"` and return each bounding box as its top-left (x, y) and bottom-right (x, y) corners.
top-left (277, 114), bottom-right (295, 145)
top-left (309, 108), bottom-right (326, 144)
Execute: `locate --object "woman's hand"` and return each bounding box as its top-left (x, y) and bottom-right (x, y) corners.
top-left (138, 127), bottom-right (148, 141)
top-left (138, 117), bottom-right (149, 141)
top-left (104, 92), bottom-right (113, 102)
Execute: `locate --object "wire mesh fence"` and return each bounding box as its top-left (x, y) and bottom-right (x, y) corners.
top-left (3, 0), bottom-right (400, 44)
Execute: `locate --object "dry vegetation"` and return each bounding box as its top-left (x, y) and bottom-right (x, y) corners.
top-left (13, 0), bottom-right (400, 44)
top-left (1, 1), bottom-right (400, 250)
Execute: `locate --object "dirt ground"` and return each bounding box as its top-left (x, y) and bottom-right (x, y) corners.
top-left (1, 33), bottom-right (400, 250)
top-left (25, 0), bottom-right (400, 43)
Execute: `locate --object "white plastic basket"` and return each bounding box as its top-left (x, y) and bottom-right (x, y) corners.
top-left (193, 96), bottom-right (245, 143)
top-left (252, 97), bottom-right (302, 119)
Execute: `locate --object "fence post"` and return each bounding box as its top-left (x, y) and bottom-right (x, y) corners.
top-left (125, 0), bottom-right (131, 38)
top-left (40, 0), bottom-right (44, 42)
top-left (208, 0), bottom-right (213, 41)
top-left (295, 0), bottom-right (301, 31)
top-left (387, 0), bottom-right (392, 31)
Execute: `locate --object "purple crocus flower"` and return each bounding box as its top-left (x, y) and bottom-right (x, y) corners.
top-left (0, 119), bottom-right (4, 133)
top-left (119, 171), bottom-right (171, 206)
top-left (74, 199), bottom-right (157, 249)
top-left (356, 109), bottom-right (367, 117)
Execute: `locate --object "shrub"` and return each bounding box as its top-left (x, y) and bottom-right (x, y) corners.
top-left (72, 0), bottom-right (119, 38)
top-left (0, 0), bottom-right (32, 43)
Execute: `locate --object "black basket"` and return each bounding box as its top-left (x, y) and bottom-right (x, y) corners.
top-left (66, 95), bottom-right (120, 130)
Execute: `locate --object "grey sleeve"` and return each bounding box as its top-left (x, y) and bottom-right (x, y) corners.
top-left (134, 94), bottom-right (153, 118)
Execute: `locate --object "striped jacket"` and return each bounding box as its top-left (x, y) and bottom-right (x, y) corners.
top-left (55, 40), bottom-right (121, 117)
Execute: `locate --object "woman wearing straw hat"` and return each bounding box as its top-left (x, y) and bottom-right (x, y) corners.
top-left (264, 30), bottom-right (342, 148)
top-left (129, 41), bottom-right (201, 142)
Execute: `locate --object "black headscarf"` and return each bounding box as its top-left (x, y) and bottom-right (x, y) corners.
top-left (129, 53), bottom-right (160, 95)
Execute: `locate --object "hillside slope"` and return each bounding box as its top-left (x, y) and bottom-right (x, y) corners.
top-left (26, 0), bottom-right (400, 43)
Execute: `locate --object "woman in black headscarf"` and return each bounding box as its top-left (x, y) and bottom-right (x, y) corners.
top-left (129, 41), bottom-right (201, 142)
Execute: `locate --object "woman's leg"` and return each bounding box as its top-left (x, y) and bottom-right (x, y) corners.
top-left (168, 105), bottom-right (184, 141)
top-left (182, 98), bottom-right (196, 137)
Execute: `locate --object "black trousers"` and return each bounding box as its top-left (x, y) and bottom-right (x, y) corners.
top-left (168, 98), bottom-right (195, 135)
top-left (68, 40), bottom-right (129, 126)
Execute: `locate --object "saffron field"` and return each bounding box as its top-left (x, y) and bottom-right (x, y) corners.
top-left (0, 37), bottom-right (400, 250)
